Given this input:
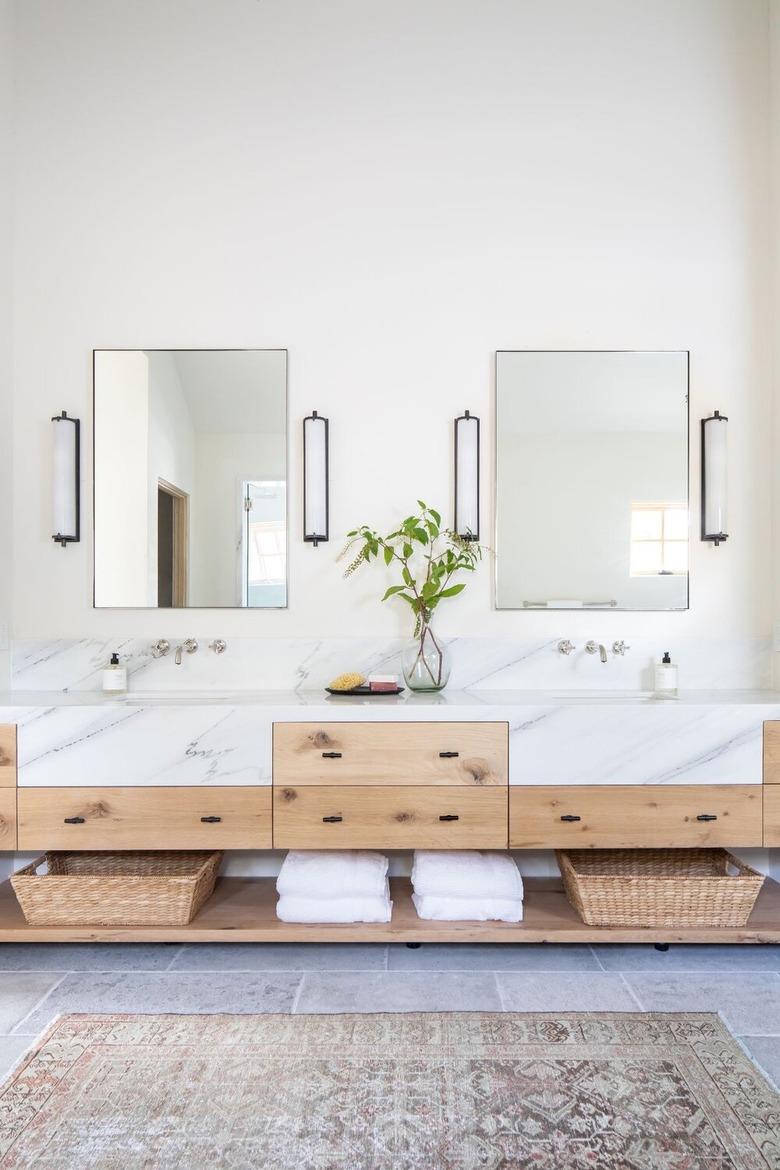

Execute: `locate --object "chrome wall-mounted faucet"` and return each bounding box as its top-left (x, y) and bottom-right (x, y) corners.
top-left (557, 640), bottom-right (575, 655)
top-left (150, 640), bottom-right (170, 659)
top-left (585, 640), bottom-right (608, 664)
top-left (612, 640), bottom-right (631, 656)
top-left (174, 638), bottom-right (198, 665)
top-left (209, 640), bottom-right (227, 655)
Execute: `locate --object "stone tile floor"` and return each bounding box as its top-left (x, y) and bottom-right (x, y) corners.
top-left (0, 942), bottom-right (778, 1090)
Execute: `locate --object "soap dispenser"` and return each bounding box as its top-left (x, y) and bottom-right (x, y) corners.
top-left (654, 651), bottom-right (678, 697)
top-left (102, 653), bottom-right (127, 694)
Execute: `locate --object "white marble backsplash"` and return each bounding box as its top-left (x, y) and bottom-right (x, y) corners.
top-left (10, 635), bottom-right (773, 693)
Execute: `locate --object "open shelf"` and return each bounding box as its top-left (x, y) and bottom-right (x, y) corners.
top-left (0, 875), bottom-right (779, 943)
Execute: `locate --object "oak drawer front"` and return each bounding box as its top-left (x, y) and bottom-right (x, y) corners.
top-left (273, 786), bottom-right (508, 849)
top-left (765, 722), bottom-right (780, 783)
top-left (273, 722), bottom-right (508, 787)
top-left (765, 786), bottom-right (780, 846)
top-left (510, 785), bottom-right (763, 848)
top-left (0, 726), bottom-right (16, 788)
top-left (17, 787), bottom-right (271, 850)
top-left (0, 790), bottom-right (16, 849)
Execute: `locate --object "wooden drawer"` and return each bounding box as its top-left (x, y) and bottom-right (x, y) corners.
top-left (273, 722), bottom-right (508, 787)
top-left (17, 787), bottom-right (271, 850)
top-left (0, 790), bottom-right (16, 850)
top-left (0, 726), bottom-right (16, 788)
top-left (273, 785), bottom-right (508, 849)
top-left (765, 722), bottom-right (780, 783)
top-left (510, 785), bottom-right (763, 848)
top-left (765, 786), bottom-right (780, 846)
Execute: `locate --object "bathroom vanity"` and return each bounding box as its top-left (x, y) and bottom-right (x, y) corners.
top-left (0, 690), bottom-right (779, 943)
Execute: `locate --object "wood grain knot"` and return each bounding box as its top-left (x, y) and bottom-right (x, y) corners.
top-left (465, 759), bottom-right (488, 785)
top-left (308, 731), bottom-right (334, 749)
top-left (281, 789), bottom-right (297, 802)
top-left (86, 802), bottom-right (109, 819)
top-left (395, 811), bottom-right (415, 823)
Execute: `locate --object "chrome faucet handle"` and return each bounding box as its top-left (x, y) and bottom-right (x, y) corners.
top-left (585, 640), bottom-right (608, 663)
top-left (182, 639), bottom-right (198, 654)
top-left (151, 639), bottom-right (170, 659)
top-left (557, 640), bottom-right (575, 656)
top-left (209, 639), bottom-right (227, 655)
top-left (612, 640), bottom-right (631, 656)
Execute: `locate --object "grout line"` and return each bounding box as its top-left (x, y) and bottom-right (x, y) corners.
top-left (289, 975), bottom-right (306, 1014)
top-left (494, 972), bottom-right (507, 1011)
top-left (164, 946), bottom-right (185, 971)
top-left (589, 944), bottom-right (606, 972)
top-left (9, 973), bottom-right (68, 1036)
top-left (618, 972), bottom-right (646, 1011)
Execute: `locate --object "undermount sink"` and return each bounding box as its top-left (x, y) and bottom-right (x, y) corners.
top-left (122, 690), bottom-right (266, 704)
top-left (542, 690), bottom-right (660, 702)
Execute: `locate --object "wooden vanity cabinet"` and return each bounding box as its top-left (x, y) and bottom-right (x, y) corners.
top-left (0, 726), bottom-right (16, 788)
top-left (273, 722), bottom-right (508, 787)
top-left (510, 785), bottom-right (764, 849)
top-left (17, 787), bottom-right (272, 851)
top-left (272, 722), bottom-right (510, 849)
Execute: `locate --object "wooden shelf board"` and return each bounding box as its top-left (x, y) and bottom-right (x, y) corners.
top-left (1, 875), bottom-right (780, 943)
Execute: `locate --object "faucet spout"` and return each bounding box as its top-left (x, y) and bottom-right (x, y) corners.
top-left (174, 638), bottom-right (198, 666)
top-left (585, 640), bottom-right (609, 664)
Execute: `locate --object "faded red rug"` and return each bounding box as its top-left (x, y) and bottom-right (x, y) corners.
top-left (0, 1012), bottom-right (778, 1168)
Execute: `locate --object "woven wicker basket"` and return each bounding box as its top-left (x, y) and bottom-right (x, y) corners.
top-left (557, 848), bottom-right (764, 929)
top-left (11, 851), bottom-right (223, 926)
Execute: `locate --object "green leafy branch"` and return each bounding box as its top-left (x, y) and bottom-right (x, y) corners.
top-left (340, 501), bottom-right (483, 639)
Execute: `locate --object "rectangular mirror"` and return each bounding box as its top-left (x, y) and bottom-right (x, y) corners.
top-left (94, 349), bottom-right (287, 608)
top-left (495, 350), bottom-right (689, 611)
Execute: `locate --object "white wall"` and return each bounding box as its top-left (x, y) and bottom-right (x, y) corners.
top-left (7, 0), bottom-right (773, 650)
top-left (0, 0), bottom-right (13, 690)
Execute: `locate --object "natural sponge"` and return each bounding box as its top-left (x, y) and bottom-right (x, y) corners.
top-left (328, 672), bottom-right (366, 692)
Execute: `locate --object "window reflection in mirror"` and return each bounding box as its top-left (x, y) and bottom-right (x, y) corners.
top-left (93, 349), bottom-right (287, 608)
top-left (495, 351), bottom-right (689, 612)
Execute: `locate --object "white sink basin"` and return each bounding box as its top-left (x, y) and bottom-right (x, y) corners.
top-left (543, 690), bottom-right (660, 702)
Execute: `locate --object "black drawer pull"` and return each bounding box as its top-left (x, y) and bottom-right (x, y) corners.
top-left (322, 815), bottom-right (343, 823)
top-left (560, 814), bottom-right (581, 823)
top-left (696, 813), bottom-right (717, 822)
top-left (439, 814), bottom-right (460, 821)
top-left (322, 751), bottom-right (342, 759)
top-left (439, 751), bottom-right (459, 758)
top-left (200, 816), bottom-right (222, 823)
top-left (63, 816), bottom-right (85, 824)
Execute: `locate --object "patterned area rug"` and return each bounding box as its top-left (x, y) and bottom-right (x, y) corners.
top-left (0, 1012), bottom-right (778, 1168)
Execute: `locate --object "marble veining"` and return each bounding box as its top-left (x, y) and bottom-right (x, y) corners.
top-left (10, 635), bottom-right (773, 694)
top-left (2, 693), bottom-right (778, 788)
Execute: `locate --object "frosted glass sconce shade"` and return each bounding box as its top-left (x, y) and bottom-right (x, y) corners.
top-left (303, 410), bottom-right (329, 546)
top-left (701, 410), bottom-right (728, 546)
top-left (51, 410), bottom-right (80, 547)
top-left (454, 409), bottom-right (480, 540)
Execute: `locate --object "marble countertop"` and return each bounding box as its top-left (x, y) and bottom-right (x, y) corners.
top-left (2, 688), bottom-right (780, 709)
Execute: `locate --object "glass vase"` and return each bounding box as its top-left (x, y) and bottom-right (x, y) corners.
top-left (401, 622), bottom-right (451, 692)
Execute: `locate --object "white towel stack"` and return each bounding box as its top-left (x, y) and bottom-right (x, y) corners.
top-left (276, 850), bottom-right (392, 923)
top-left (411, 851), bottom-right (524, 922)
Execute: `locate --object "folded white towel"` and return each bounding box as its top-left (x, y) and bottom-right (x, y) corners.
top-left (412, 893), bottom-right (523, 923)
top-left (277, 850), bottom-right (389, 899)
top-left (277, 890), bottom-right (393, 924)
top-left (411, 851), bottom-right (523, 900)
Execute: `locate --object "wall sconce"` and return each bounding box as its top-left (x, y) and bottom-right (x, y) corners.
top-left (303, 410), bottom-right (329, 546)
top-left (51, 410), bottom-right (80, 547)
top-left (701, 409), bottom-right (728, 546)
top-left (454, 409), bottom-right (480, 541)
